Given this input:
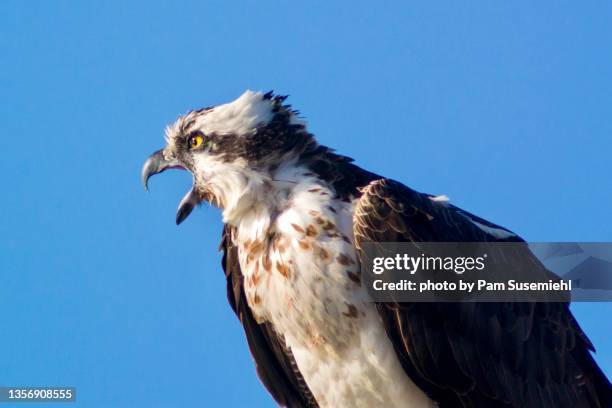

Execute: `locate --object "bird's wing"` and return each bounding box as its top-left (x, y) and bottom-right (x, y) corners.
top-left (353, 178), bottom-right (611, 408)
top-left (220, 225), bottom-right (318, 408)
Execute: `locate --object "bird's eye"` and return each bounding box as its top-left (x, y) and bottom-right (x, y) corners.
top-left (189, 134), bottom-right (204, 149)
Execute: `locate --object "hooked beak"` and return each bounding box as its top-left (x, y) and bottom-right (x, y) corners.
top-left (142, 149), bottom-right (202, 225)
top-left (141, 149), bottom-right (183, 191)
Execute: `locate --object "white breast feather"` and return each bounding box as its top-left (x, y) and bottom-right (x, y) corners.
top-left (227, 165), bottom-right (434, 408)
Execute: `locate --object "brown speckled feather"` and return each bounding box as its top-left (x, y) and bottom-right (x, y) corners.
top-left (221, 225), bottom-right (318, 408)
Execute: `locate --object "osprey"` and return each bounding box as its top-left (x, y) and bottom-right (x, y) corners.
top-left (142, 91), bottom-right (611, 407)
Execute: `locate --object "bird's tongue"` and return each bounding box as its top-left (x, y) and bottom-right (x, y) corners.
top-left (176, 186), bottom-right (201, 225)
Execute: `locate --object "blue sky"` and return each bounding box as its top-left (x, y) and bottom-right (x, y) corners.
top-left (1, 1), bottom-right (610, 407)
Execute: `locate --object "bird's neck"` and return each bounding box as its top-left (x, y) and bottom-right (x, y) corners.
top-left (221, 162), bottom-right (331, 244)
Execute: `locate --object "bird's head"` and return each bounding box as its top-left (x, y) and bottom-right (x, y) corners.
top-left (142, 90), bottom-right (313, 225)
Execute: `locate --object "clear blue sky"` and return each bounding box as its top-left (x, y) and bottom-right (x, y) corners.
top-left (1, 1), bottom-right (610, 407)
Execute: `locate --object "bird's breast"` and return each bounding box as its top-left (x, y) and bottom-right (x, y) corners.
top-left (233, 183), bottom-right (434, 408)
top-left (236, 188), bottom-right (366, 353)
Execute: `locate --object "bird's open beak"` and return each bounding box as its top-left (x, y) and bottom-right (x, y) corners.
top-left (142, 149), bottom-right (201, 225)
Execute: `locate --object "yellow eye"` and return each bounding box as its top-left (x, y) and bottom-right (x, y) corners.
top-left (189, 134), bottom-right (204, 149)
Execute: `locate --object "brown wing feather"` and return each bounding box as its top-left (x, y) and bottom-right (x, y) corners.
top-left (221, 225), bottom-right (318, 408)
top-left (353, 178), bottom-right (611, 408)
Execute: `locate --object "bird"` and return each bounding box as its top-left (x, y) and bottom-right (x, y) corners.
top-left (142, 90), bottom-right (611, 408)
